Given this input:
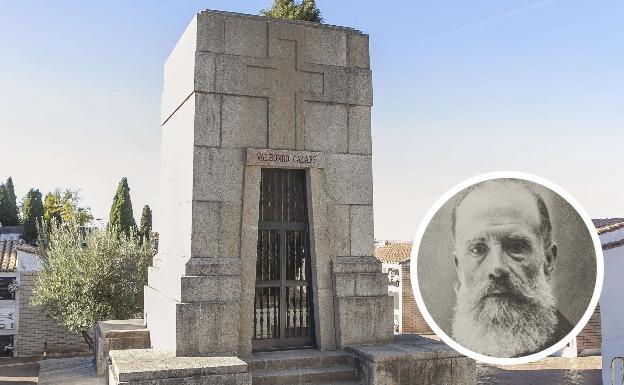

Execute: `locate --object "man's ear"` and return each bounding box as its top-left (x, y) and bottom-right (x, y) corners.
top-left (544, 243), bottom-right (557, 277)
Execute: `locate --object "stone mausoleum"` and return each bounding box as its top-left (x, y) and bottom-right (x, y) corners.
top-left (103, 10), bottom-right (475, 385)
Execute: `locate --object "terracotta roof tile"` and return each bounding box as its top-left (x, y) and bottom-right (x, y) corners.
top-left (0, 240), bottom-right (21, 272)
top-left (593, 218), bottom-right (624, 234)
top-left (375, 242), bottom-right (412, 264)
top-left (603, 239), bottom-right (624, 250)
top-left (15, 244), bottom-right (40, 255)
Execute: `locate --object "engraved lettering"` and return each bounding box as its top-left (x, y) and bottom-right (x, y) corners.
top-left (247, 149), bottom-right (324, 168)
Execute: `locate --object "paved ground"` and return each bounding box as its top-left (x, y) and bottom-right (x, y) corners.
top-left (478, 356), bottom-right (602, 385)
top-left (38, 357), bottom-right (104, 385)
top-left (0, 355), bottom-right (603, 384)
top-left (0, 357), bottom-right (40, 385)
top-left (0, 357), bottom-right (103, 385)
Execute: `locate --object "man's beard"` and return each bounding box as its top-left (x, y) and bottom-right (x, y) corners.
top-left (451, 269), bottom-right (558, 358)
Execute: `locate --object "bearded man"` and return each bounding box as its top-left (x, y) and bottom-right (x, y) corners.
top-left (450, 179), bottom-right (572, 357)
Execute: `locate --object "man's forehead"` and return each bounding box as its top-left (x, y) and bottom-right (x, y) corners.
top-left (455, 182), bottom-right (542, 236)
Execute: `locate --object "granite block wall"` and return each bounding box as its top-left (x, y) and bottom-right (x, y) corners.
top-left (147, 10), bottom-right (387, 356)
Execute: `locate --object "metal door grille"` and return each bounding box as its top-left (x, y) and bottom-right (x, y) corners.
top-left (253, 169), bottom-right (315, 350)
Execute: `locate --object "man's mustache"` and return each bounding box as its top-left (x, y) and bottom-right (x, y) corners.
top-left (471, 274), bottom-right (536, 304)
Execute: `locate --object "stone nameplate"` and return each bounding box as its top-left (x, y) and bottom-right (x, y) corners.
top-left (247, 148), bottom-right (325, 169)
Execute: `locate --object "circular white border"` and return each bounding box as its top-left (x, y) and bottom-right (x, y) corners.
top-left (409, 171), bottom-right (604, 365)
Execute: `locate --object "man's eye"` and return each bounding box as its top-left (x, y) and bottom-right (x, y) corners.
top-left (469, 244), bottom-right (488, 256)
top-left (503, 239), bottom-right (531, 254)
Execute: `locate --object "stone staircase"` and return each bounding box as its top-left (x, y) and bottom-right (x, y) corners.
top-left (246, 349), bottom-right (361, 385)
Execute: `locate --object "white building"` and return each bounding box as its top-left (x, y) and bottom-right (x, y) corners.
top-left (596, 218), bottom-right (624, 384)
top-left (0, 228), bottom-right (67, 357)
top-left (0, 226), bottom-right (22, 242)
top-left (375, 241), bottom-right (433, 335)
top-left (0, 237), bottom-right (20, 356)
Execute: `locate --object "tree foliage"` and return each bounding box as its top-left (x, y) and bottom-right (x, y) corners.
top-left (31, 224), bottom-right (155, 333)
top-left (0, 177), bottom-right (20, 226)
top-left (108, 177), bottom-right (136, 237)
top-left (0, 186), bottom-right (10, 227)
top-left (43, 189), bottom-right (93, 227)
top-left (21, 189), bottom-right (44, 244)
top-left (139, 205), bottom-right (152, 241)
top-left (261, 0), bottom-right (323, 22)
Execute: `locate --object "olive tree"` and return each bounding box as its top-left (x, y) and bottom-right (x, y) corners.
top-left (31, 223), bottom-right (155, 348)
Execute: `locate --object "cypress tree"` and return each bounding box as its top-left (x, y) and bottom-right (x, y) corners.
top-left (0, 185), bottom-right (7, 226)
top-left (108, 177), bottom-right (136, 237)
top-left (0, 181), bottom-right (18, 227)
top-left (22, 189), bottom-right (44, 244)
top-left (4, 178), bottom-right (20, 225)
top-left (297, 0), bottom-right (322, 22)
top-left (139, 205), bottom-right (152, 241)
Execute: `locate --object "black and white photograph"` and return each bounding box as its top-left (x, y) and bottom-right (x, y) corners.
top-left (413, 175), bottom-right (601, 360)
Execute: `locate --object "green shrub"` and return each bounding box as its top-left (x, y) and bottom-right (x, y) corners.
top-left (261, 0), bottom-right (323, 23)
top-left (32, 224), bottom-right (155, 336)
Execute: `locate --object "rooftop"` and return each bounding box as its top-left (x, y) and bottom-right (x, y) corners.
top-left (16, 243), bottom-right (40, 255)
top-left (0, 239), bottom-right (20, 272)
top-left (374, 242), bottom-right (412, 264)
top-left (592, 218), bottom-right (624, 234)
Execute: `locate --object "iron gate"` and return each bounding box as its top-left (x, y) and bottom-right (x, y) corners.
top-left (253, 169), bottom-right (315, 350)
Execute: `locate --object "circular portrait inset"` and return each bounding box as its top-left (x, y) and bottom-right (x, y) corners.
top-left (411, 172), bottom-right (603, 364)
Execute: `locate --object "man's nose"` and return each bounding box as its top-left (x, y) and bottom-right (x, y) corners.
top-left (485, 244), bottom-right (509, 279)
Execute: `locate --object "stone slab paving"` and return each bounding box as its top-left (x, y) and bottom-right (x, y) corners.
top-left (0, 354), bottom-right (604, 385)
top-left (38, 356), bottom-right (104, 385)
top-left (477, 356), bottom-right (602, 385)
top-left (108, 348), bottom-right (249, 383)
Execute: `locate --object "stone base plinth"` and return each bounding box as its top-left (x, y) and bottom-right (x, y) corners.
top-left (332, 256), bottom-right (394, 348)
top-left (96, 319), bottom-right (150, 376)
top-left (348, 334), bottom-right (476, 385)
top-left (107, 349), bottom-right (251, 385)
top-left (145, 257), bottom-right (242, 357)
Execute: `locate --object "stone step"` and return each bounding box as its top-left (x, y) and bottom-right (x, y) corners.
top-left (246, 349), bottom-right (354, 371)
top-left (321, 382), bottom-right (361, 385)
top-left (252, 364), bottom-right (358, 385)
top-left (322, 382), bottom-right (361, 385)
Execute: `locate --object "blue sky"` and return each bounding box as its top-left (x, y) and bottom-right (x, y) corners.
top-left (1, 0), bottom-right (622, 240)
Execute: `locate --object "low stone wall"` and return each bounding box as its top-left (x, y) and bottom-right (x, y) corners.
top-left (15, 272), bottom-right (90, 357)
top-left (108, 349), bottom-right (251, 385)
top-left (348, 334), bottom-right (476, 385)
top-left (96, 319), bottom-right (150, 376)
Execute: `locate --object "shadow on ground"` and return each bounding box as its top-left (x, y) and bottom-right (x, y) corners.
top-left (478, 356), bottom-right (602, 385)
top-left (38, 357), bottom-right (104, 385)
top-left (0, 357), bottom-right (40, 385)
